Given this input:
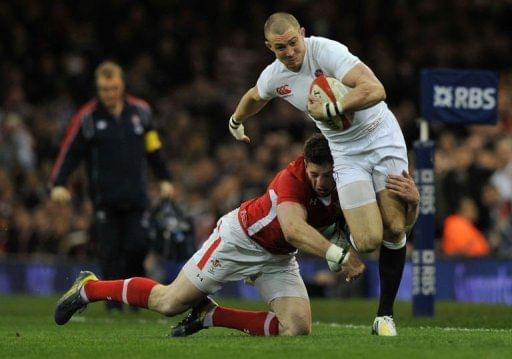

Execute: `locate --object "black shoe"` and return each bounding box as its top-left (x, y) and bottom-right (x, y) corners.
top-left (171, 297), bottom-right (218, 337)
top-left (54, 271), bottom-right (98, 325)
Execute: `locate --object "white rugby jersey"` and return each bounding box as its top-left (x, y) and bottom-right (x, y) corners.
top-left (256, 36), bottom-right (391, 145)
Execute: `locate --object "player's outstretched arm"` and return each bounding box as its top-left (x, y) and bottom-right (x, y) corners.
top-left (229, 87), bottom-right (268, 143)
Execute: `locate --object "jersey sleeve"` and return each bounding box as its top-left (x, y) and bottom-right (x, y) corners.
top-left (256, 64), bottom-right (278, 101)
top-left (312, 36), bottom-right (361, 82)
top-left (50, 113), bottom-right (88, 187)
top-left (140, 107), bottom-right (172, 180)
top-left (272, 170), bottom-right (309, 206)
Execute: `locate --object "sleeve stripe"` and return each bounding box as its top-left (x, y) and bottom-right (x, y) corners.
top-left (126, 94), bottom-right (150, 111)
top-left (50, 100), bottom-right (97, 184)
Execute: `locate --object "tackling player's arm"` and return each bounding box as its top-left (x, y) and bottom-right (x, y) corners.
top-left (277, 201), bottom-right (348, 264)
top-left (229, 86), bottom-right (269, 143)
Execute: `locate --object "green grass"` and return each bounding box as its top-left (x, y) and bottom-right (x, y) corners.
top-left (1, 296), bottom-right (511, 358)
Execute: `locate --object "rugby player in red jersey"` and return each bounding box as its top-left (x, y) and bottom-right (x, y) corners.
top-left (55, 134), bottom-right (417, 337)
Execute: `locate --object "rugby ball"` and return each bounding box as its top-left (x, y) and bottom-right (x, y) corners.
top-left (309, 75), bottom-right (352, 131)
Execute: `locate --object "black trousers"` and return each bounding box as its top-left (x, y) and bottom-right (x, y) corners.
top-left (92, 208), bottom-right (150, 311)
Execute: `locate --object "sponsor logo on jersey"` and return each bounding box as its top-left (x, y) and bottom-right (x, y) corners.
top-left (96, 120), bottom-right (107, 130)
top-left (131, 114), bottom-right (144, 134)
top-left (276, 84), bottom-right (292, 97)
top-left (131, 114), bottom-right (141, 125)
top-left (208, 259), bottom-right (222, 275)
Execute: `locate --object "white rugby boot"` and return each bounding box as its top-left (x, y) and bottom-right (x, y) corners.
top-left (371, 315), bottom-right (397, 336)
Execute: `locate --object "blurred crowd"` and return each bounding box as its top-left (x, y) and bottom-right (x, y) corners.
top-left (0, 0), bottom-right (511, 260)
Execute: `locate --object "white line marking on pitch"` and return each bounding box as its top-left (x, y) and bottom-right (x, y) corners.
top-left (314, 322), bottom-right (512, 333)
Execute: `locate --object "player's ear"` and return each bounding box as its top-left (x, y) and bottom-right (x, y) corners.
top-left (300, 27), bottom-right (306, 37)
top-left (265, 40), bottom-right (272, 51)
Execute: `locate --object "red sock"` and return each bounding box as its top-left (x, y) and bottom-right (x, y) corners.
top-left (210, 306), bottom-right (279, 336)
top-left (83, 277), bottom-right (158, 308)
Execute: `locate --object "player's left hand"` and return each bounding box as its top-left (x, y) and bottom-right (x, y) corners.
top-left (307, 94), bottom-right (329, 120)
top-left (159, 180), bottom-right (175, 199)
top-left (229, 115), bottom-right (250, 143)
top-left (341, 247), bottom-right (365, 282)
top-left (386, 170), bottom-right (419, 205)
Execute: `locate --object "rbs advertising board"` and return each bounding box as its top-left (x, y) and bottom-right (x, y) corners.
top-left (421, 69), bottom-right (498, 124)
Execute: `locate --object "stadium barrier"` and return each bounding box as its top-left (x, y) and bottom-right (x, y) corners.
top-left (0, 258), bottom-right (511, 304)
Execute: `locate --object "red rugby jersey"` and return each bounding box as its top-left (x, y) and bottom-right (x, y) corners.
top-left (238, 155), bottom-right (340, 254)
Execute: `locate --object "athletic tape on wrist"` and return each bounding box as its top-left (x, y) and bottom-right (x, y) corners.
top-left (229, 116), bottom-right (241, 129)
top-left (326, 244), bottom-right (349, 264)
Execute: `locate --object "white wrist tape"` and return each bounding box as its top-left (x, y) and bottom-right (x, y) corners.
top-left (229, 115), bottom-right (241, 129)
top-left (229, 115), bottom-right (245, 140)
top-left (326, 244), bottom-right (349, 264)
top-left (323, 101), bottom-right (343, 118)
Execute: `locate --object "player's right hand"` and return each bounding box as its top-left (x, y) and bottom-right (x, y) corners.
top-left (386, 170), bottom-right (419, 205)
top-left (228, 115), bottom-right (250, 143)
top-left (50, 186), bottom-right (71, 204)
top-left (341, 248), bottom-right (365, 283)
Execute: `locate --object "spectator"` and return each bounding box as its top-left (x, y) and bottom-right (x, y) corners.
top-left (442, 197), bottom-right (491, 257)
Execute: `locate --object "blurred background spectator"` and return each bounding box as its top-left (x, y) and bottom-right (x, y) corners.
top-left (0, 0), bottom-right (511, 261)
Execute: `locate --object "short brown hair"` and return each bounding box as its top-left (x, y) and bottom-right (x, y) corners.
top-left (264, 12), bottom-right (300, 39)
top-left (95, 61), bottom-right (124, 81)
top-left (304, 133), bottom-right (333, 165)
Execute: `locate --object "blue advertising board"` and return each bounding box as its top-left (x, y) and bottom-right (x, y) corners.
top-left (2, 259), bottom-right (512, 305)
top-left (421, 69), bottom-right (498, 124)
top-left (412, 140), bottom-right (436, 316)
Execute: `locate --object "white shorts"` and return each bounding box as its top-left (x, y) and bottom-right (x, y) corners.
top-left (182, 209), bottom-right (309, 303)
top-left (331, 112), bottom-right (408, 209)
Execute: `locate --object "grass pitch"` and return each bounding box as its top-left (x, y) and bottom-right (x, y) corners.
top-left (1, 296), bottom-right (511, 358)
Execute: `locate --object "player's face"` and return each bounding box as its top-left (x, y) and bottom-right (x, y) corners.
top-left (265, 27), bottom-right (306, 72)
top-left (305, 162), bottom-right (335, 198)
top-left (97, 75), bottom-right (125, 111)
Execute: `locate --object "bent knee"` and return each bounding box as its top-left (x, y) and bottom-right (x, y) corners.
top-left (278, 312), bottom-right (312, 336)
top-left (352, 232), bottom-right (382, 253)
top-left (384, 218), bottom-right (407, 239)
top-left (281, 321), bottom-right (311, 336)
top-left (290, 326), bottom-right (311, 336)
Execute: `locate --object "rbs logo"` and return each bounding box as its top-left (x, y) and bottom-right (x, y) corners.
top-left (433, 86), bottom-right (496, 110)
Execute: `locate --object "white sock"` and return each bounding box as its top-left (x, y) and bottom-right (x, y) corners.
top-left (382, 234), bottom-right (407, 250)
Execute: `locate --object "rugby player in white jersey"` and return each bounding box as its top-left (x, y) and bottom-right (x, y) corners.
top-left (228, 12), bottom-right (418, 336)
